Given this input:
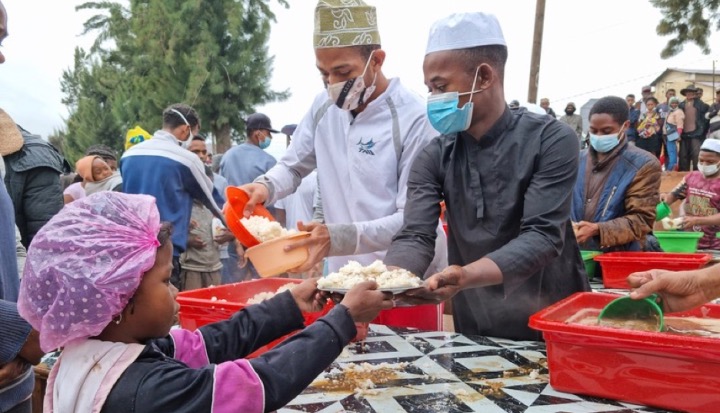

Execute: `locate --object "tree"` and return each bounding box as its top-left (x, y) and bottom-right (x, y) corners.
top-left (652, 0), bottom-right (720, 58)
top-left (48, 128), bottom-right (66, 155)
top-left (61, 47), bottom-right (125, 165)
top-left (63, 0), bottom-right (289, 155)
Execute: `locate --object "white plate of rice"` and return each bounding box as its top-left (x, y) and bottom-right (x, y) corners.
top-left (316, 260), bottom-right (423, 295)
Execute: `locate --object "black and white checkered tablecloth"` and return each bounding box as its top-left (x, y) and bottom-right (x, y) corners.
top-left (281, 324), bottom-right (676, 413)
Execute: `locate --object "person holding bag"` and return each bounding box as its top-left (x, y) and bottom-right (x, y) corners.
top-left (664, 97), bottom-right (685, 172)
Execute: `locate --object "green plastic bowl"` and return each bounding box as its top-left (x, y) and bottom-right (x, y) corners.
top-left (655, 231), bottom-right (704, 253)
top-left (655, 202), bottom-right (671, 221)
top-left (581, 250), bottom-right (602, 279)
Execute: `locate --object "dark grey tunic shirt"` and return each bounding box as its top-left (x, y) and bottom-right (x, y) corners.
top-left (385, 108), bottom-right (590, 341)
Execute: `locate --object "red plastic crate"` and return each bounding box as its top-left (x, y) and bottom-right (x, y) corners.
top-left (529, 292), bottom-right (720, 413)
top-left (594, 252), bottom-right (711, 288)
top-left (176, 279), bottom-right (331, 357)
top-left (373, 303), bottom-right (444, 331)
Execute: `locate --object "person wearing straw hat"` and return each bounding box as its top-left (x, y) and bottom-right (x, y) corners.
top-left (240, 0), bottom-right (447, 277)
top-left (0, 3), bottom-right (46, 411)
top-left (662, 138), bottom-right (720, 250)
top-left (678, 84), bottom-right (710, 171)
top-left (385, 12), bottom-right (589, 341)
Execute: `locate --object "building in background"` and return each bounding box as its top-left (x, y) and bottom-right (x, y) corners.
top-left (650, 68), bottom-right (719, 104)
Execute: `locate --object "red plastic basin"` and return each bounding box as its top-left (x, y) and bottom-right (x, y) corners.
top-left (373, 303), bottom-right (445, 331)
top-left (594, 252), bottom-right (711, 288)
top-left (176, 278), bottom-right (331, 357)
top-left (529, 292), bottom-right (720, 413)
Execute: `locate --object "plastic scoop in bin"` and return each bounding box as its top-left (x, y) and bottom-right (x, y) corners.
top-left (598, 294), bottom-right (664, 331)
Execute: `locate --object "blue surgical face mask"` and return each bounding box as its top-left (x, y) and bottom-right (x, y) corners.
top-left (259, 134), bottom-right (272, 150)
top-left (427, 66), bottom-right (482, 135)
top-left (589, 126), bottom-right (625, 153)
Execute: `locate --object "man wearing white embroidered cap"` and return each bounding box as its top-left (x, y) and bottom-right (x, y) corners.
top-left (386, 12), bottom-right (590, 340)
top-left (663, 138), bottom-right (720, 250)
top-left (240, 0), bottom-right (447, 279)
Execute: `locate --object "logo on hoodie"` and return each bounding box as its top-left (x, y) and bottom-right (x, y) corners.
top-left (357, 138), bottom-right (376, 155)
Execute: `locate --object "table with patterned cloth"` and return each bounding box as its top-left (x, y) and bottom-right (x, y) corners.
top-left (280, 324), bottom-right (676, 413)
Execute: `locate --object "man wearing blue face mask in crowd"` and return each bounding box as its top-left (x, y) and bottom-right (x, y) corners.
top-left (221, 113), bottom-right (278, 189)
top-left (571, 96), bottom-right (661, 253)
top-left (385, 13), bottom-right (589, 341)
top-left (220, 112), bottom-right (279, 282)
top-left (240, 0), bottom-right (447, 282)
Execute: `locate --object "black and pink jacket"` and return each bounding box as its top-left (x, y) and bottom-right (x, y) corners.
top-left (100, 291), bottom-right (356, 413)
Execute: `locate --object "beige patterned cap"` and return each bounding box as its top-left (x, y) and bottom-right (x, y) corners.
top-left (314, 0), bottom-right (380, 49)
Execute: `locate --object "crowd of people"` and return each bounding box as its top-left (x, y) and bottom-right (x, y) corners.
top-left (3, 0), bottom-right (720, 412)
top-left (535, 83), bottom-right (720, 170)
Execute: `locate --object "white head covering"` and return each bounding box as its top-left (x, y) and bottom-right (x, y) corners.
top-left (701, 138), bottom-right (720, 154)
top-left (425, 12), bottom-right (506, 56)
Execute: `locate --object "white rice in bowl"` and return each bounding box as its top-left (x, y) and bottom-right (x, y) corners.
top-left (241, 215), bottom-right (295, 242)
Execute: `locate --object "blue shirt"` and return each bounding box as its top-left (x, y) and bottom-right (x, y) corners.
top-left (220, 143), bottom-right (277, 187)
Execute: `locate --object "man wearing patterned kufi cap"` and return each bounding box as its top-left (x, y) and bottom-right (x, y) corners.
top-left (241, 0), bottom-right (448, 324)
top-left (313, 0), bottom-right (380, 48)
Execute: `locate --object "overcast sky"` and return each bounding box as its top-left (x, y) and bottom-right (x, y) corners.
top-left (1, 0), bottom-right (719, 159)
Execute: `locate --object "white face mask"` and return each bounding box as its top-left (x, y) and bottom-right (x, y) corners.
top-left (327, 51), bottom-right (377, 111)
top-left (169, 108), bottom-right (194, 147)
top-left (699, 162), bottom-right (720, 177)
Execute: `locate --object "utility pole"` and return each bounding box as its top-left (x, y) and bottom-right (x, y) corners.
top-left (527, 0), bottom-right (546, 104)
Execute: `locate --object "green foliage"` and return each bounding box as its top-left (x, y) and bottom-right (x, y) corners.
top-left (47, 129), bottom-right (66, 155)
top-left (651, 0), bottom-right (720, 58)
top-left (62, 0), bottom-right (290, 157)
top-left (61, 47), bottom-right (124, 165)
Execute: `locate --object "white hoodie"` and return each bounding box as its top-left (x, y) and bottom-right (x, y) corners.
top-left (261, 78), bottom-right (447, 274)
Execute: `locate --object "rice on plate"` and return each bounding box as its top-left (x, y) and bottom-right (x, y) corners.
top-left (317, 260), bottom-right (422, 291)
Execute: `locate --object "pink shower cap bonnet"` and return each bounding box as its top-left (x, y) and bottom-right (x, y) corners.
top-left (18, 192), bottom-right (161, 352)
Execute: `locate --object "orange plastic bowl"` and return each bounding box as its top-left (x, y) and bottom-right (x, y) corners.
top-left (224, 186), bottom-right (275, 248)
top-left (245, 232), bottom-right (311, 278)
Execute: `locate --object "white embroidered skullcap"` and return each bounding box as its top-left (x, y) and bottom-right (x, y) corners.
top-left (425, 12), bottom-right (506, 56)
top-left (701, 138), bottom-right (720, 154)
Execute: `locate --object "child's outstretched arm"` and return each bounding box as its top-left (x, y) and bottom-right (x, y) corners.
top-left (102, 282), bottom-right (391, 413)
top-left (167, 291), bottom-right (307, 368)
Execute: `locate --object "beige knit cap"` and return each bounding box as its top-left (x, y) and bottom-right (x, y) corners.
top-left (313, 0), bottom-right (380, 49)
top-left (0, 109), bottom-right (23, 156)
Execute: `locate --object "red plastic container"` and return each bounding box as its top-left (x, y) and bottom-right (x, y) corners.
top-left (594, 252), bottom-right (712, 288)
top-left (177, 278), bottom-right (331, 357)
top-left (373, 303), bottom-right (444, 331)
top-left (529, 292), bottom-right (720, 413)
